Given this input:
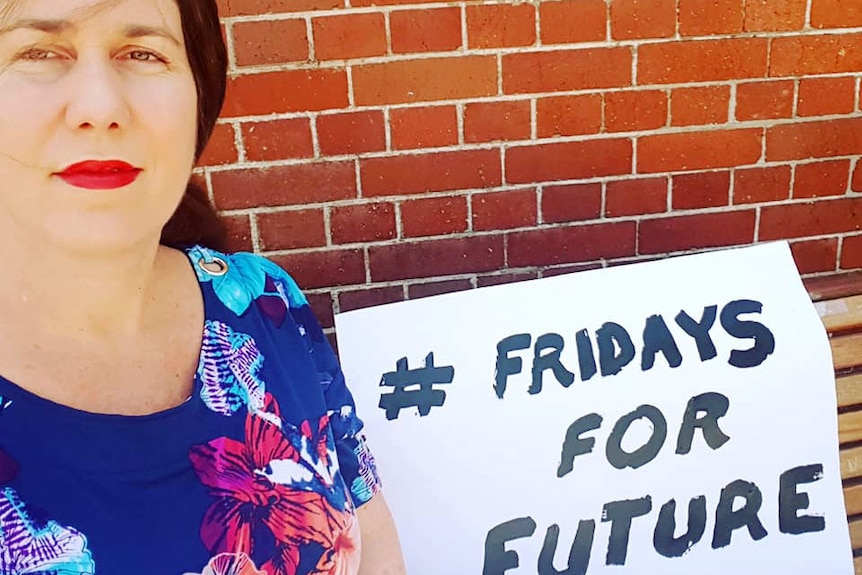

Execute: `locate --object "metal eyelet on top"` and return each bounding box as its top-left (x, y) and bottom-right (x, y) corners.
top-left (198, 256), bottom-right (229, 277)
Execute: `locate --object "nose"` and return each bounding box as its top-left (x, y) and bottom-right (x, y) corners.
top-left (64, 54), bottom-right (131, 133)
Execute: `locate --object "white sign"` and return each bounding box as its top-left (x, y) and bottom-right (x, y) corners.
top-left (334, 242), bottom-right (853, 575)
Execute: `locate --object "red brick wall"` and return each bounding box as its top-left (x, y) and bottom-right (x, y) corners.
top-left (203, 0), bottom-right (862, 329)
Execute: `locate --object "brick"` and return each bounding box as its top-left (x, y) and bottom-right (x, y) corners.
top-left (541, 183), bottom-right (602, 223)
top-left (759, 197), bottom-right (862, 240)
top-left (508, 222), bottom-right (637, 267)
top-left (605, 177), bottom-right (668, 217)
top-left (610, 0), bottom-right (676, 40)
top-left (540, 0), bottom-right (607, 44)
top-left (536, 95), bottom-right (602, 138)
top-left (797, 76), bottom-right (857, 117)
top-left (503, 48), bottom-right (632, 94)
top-left (735, 80), bottom-right (794, 121)
top-left (361, 149), bottom-right (501, 197)
top-left (221, 214), bottom-right (254, 253)
top-left (223, 70), bottom-right (348, 117)
top-left (317, 111), bottom-right (386, 155)
top-left (270, 249), bottom-right (366, 289)
top-left (330, 202), bottom-right (396, 244)
top-left (679, 0), bottom-right (744, 35)
top-left (242, 118), bottom-right (313, 162)
top-left (771, 34), bottom-right (862, 76)
top-left (312, 13), bottom-right (387, 61)
top-left (811, 0), bottom-right (862, 28)
top-left (671, 86), bottom-right (730, 126)
top-left (369, 236), bottom-right (505, 281)
top-left (473, 188), bottom-right (537, 231)
top-left (306, 292), bottom-right (334, 329)
top-left (639, 39), bottom-right (768, 84)
top-left (352, 0), bottom-right (448, 6)
top-left (339, 287), bottom-right (404, 313)
top-left (854, 162), bottom-right (862, 192)
top-left (476, 271), bottom-right (538, 287)
top-left (401, 196), bottom-right (468, 237)
top-left (765, 118), bottom-right (862, 161)
top-left (391, 8), bottom-right (462, 53)
top-left (258, 209), bottom-right (326, 250)
top-left (733, 166), bottom-right (792, 204)
top-left (390, 106), bottom-right (458, 150)
top-left (672, 171), bottom-right (731, 209)
top-left (793, 160), bottom-right (851, 198)
top-left (217, 0), bottom-right (341, 16)
top-left (409, 279), bottom-right (473, 299)
top-left (199, 123), bottom-right (237, 167)
top-left (212, 162), bottom-right (356, 210)
top-left (744, 0), bottom-right (807, 31)
top-left (841, 235), bottom-right (862, 268)
top-left (354, 56), bottom-right (496, 106)
top-left (466, 3), bottom-right (536, 49)
top-left (464, 100), bottom-right (532, 143)
top-left (232, 19), bottom-right (308, 66)
top-left (639, 211), bottom-right (756, 254)
top-left (638, 129), bottom-right (762, 173)
top-left (605, 90), bottom-right (668, 132)
top-left (507, 139), bottom-right (633, 184)
top-left (790, 238), bottom-right (839, 274)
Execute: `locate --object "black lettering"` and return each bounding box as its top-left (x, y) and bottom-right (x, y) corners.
top-left (538, 521), bottom-right (595, 575)
top-left (606, 404), bottom-right (667, 470)
top-left (558, 413), bottom-right (603, 478)
top-left (712, 479), bottom-right (768, 549)
top-left (575, 329), bottom-right (597, 382)
top-left (597, 322), bottom-right (635, 377)
top-left (779, 464), bottom-right (826, 535)
top-left (675, 306), bottom-right (718, 362)
top-left (602, 497), bottom-right (653, 566)
top-left (641, 314), bottom-right (683, 371)
top-left (676, 392), bottom-right (731, 455)
top-left (531, 333), bottom-right (575, 395)
top-left (720, 300), bottom-right (776, 368)
top-left (653, 496), bottom-right (707, 558)
top-left (483, 516), bottom-right (538, 575)
top-left (494, 334), bottom-right (532, 399)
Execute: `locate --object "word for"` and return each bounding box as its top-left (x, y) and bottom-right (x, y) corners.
top-left (378, 352), bottom-right (455, 420)
top-left (483, 464), bottom-right (824, 575)
top-left (494, 300), bottom-right (775, 398)
top-left (558, 392), bottom-right (730, 477)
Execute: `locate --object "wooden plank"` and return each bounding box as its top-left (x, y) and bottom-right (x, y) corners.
top-left (856, 555), bottom-right (862, 575)
top-left (806, 270), bottom-right (862, 302)
top-left (850, 518), bottom-right (862, 548)
top-left (845, 483), bottom-right (862, 515)
top-left (840, 412), bottom-right (862, 444)
top-left (841, 446), bottom-right (862, 480)
top-left (832, 333), bottom-right (862, 371)
top-left (818, 295), bottom-right (862, 333)
top-left (839, 374), bottom-right (862, 408)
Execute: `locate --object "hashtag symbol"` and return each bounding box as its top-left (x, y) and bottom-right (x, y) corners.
top-left (378, 352), bottom-right (455, 420)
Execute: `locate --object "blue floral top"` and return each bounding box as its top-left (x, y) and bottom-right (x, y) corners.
top-left (0, 247), bottom-right (381, 575)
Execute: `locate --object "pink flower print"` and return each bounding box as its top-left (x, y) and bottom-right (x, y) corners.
top-left (189, 394), bottom-right (359, 575)
top-left (187, 553), bottom-right (264, 575)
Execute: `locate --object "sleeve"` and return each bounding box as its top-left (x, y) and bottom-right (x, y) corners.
top-left (272, 270), bottom-right (384, 508)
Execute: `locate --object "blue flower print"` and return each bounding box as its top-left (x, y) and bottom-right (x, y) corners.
top-left (0, 487), bottom-right (95, 575)
top-left (186, 246), bottom-right (307, 317)
top-left (197, 320), bottom-right (266, 417)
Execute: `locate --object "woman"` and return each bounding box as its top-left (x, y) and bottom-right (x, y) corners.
top-left (0, 1), bottom-right (407, 574)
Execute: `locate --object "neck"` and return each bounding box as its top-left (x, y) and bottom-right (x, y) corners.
top-left (0, 232), bottom-right (168, 339)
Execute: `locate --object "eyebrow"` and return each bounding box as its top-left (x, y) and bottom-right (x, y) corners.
top-left (0, 19), bottom-right (181, 46)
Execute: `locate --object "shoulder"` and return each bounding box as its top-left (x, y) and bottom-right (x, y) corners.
top-left (185, 245), bottom-right (308, 317)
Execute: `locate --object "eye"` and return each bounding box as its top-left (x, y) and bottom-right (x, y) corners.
top-left (123, 50), bottom-right (165, 63)
top-left (17, 47), bottom-right (59, 61)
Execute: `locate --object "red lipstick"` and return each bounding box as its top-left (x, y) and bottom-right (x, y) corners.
top-left (57, 160), bottom-right (142, 190)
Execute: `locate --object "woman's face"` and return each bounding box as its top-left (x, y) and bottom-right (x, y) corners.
top-left (0, 0), bottom-right (197, 254)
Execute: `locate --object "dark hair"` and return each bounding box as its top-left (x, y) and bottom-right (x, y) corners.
top-left (160, 0), bottom-right (229, 251)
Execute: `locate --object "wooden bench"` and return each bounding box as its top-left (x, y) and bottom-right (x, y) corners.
top-left (808, 271), bottom-right (862, 573)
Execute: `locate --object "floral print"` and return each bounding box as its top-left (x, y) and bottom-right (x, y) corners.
top-left (0, 247), bottom-right (379, 574)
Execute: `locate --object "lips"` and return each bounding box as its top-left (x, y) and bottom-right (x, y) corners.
top-left (57, 160), bottom-right (142, 190)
